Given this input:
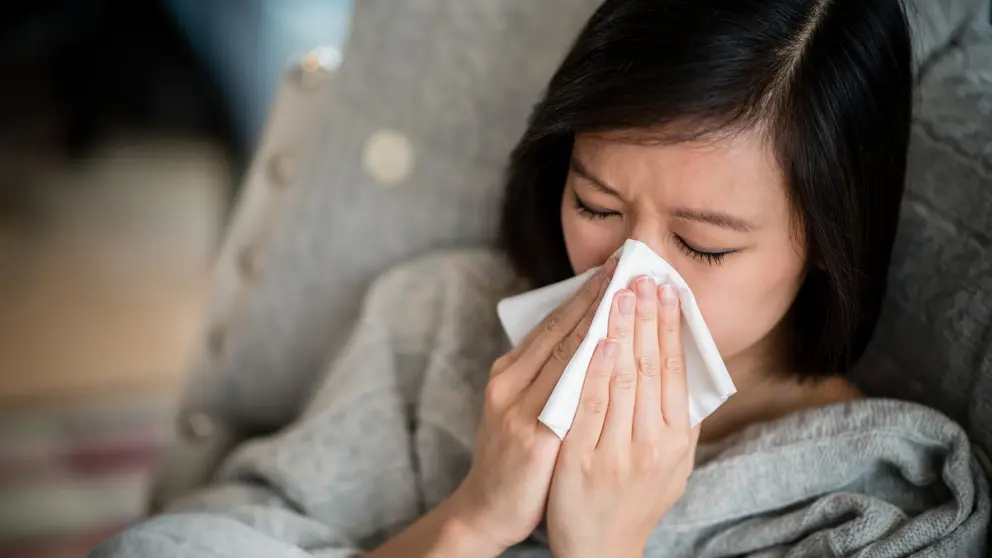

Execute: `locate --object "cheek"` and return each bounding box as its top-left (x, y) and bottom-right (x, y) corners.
top-left (690, 242), bottom-right (806, 361)
top-left (560, 195), bottom-right (623, 274)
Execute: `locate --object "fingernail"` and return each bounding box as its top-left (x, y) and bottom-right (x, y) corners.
top-left (635, 277), bottom-right (654, 298)
top-left (660, 285), bottom-right (677, 308)
top-left (618, 291), bottom-right (635, 314)
top-left (603, 339), bottom-right (618, 358)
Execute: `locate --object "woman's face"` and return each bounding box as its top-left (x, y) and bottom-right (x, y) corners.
top-left (561, 131), bottom-right (807, 379)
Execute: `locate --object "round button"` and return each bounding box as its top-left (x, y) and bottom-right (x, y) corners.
top-left (207, 327), bottom-right (227, 357)
top-left (267, 154), bottom-right (297, 187)
top-left (181, 411), bottom-right (216, 440)
top-left (362, 130), bottom-right (415, 186)
top-left (236, 246), bottom-right (264, 280)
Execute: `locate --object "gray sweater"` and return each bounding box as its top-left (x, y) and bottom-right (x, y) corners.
top-left (96, 250), bottom-right (990, 557)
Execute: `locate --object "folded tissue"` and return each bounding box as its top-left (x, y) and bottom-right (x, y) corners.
top-left (497, 239), bottom-right (736, 438)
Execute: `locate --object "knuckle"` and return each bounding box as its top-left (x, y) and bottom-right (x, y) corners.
top-left (582, 396), bottom-right (607, 415)
top-left (616, 325), bottom-right (633, 341)
top-left (503, 412), bottom-right (532, 442)
top-left (664, 355), bottom-right (685, 375)
top-left (592, 359), bottom-right (613, 378)
top-left (614, 369), bottom-right (636, 391)
top-left (484, 376), bottom-right (510, 408)
top-left (551, 340), bottom-right (571, 365)
top-left (491, 354), bottom-right (512, 375)
top-left (638, 356), bottom-right (661, 378)
top-left (543, 314), bottom-right (562, 336)
top-left (603, 455), bottom-right (628, 479)
top-left (575, 326), bottom-right (587, 343)
top-left (579, 454), bottom-right (597, 475)
top-left (637, 305), bottom-right (656, 322)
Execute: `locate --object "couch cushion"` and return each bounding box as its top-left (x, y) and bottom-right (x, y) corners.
top-left (853, 19), bottom-right (992, 451)
top-left (184, 0), bottom-right (603, 429)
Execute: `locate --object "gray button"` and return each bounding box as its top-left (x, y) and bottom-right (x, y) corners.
top-left (181, 411), bottom-right (216, 440)
top-left (267, 153), bottom-right (297, 187)
top-left (237, 246), bottom-right (264, 280)
top-left (362, 130), bottom-right (415, 186)
top-left (207, 326), bottom-right (227, 357)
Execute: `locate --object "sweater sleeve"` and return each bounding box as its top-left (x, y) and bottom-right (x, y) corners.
top-left (155, 261), bottom-right (445, 557)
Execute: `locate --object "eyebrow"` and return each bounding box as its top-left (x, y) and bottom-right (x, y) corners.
top-left (569, 157), bottom-right (622, 198)
top-left (672, 208), bottom-right (757, 233)
top-left (570, 156), bottom-right (757, 233)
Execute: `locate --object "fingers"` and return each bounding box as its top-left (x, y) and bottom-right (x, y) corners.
top-left (521, 275), bottom-right (609, 415)
top-left (598, 288), bottom-right (637, 451)
top-left (632, 278), bottom-right (663, 442)
top-left (500, 265), bottom-right (607, 390)
top-left (658, 285), bottom-right (689, 428)
top-left (564, 338), bottom-right (618, 452)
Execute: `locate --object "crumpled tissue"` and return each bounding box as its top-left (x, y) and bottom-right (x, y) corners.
top-left (497, 239), bottom-right (736, 438)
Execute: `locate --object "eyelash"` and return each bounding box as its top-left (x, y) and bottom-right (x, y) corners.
top-left (674, 236), bottom-right (729, 266)
top-left (572, 194), bottom-right (732, 266)
top-left (572, 194), bottom-right (618, 221)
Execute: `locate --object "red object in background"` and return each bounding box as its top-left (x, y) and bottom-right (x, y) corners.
top-left (0, 397), bottom-right (173, 558)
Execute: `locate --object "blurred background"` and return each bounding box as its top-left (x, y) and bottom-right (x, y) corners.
top-left (0, 1), bottom-right (352, 556)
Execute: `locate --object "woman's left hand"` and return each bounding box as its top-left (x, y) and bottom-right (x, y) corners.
top-left (546, 277), bottom-right (700, 558)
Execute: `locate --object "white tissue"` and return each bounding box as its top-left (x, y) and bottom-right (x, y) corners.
top-left (497, 239), bottom-right (736, 439)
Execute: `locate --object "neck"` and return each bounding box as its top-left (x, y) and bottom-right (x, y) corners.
top-left (699, 343), bottom-right (861, 444)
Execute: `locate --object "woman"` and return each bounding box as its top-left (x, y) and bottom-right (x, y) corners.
top-left (93, 0), bottom-right (990, 557)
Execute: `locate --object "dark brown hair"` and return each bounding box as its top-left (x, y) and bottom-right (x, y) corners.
top-left (498, 0), bottom-right (913, 377)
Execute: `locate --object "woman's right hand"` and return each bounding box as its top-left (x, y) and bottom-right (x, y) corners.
top-left (448, 257), bottom-right (617, 554)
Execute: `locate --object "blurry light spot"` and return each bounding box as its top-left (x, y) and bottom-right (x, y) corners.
top-left (363, 130), bottom-right (415, 186)
top-left (300, 46), bottom-right (342, 73)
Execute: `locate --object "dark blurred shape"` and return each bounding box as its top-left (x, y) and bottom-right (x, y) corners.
top-left (0, 0), bottom-right (237, 161)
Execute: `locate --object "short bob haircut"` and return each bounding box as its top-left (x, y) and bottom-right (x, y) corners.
top-left (498, 0), bottom-right (913, 378)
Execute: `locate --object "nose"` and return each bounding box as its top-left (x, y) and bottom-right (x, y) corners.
top-left (626, 222), bottom-right (672, 262)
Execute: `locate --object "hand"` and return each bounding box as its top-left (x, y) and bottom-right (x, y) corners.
top-left (447, 257), bottom-right (618, 554)
top-left (547, 277), bottom-right (700, 558)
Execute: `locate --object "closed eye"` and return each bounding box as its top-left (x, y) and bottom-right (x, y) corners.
top-left (573, 193), bottom-right (620, 220)
top-left (674, 235), bottom-right (736, 266)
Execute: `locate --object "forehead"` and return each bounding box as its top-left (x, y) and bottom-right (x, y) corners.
top-left (573, 130), bottom-right (789, 222)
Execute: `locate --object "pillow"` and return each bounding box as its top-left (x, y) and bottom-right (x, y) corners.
top-left (852, 18), bottom-right (992, 452)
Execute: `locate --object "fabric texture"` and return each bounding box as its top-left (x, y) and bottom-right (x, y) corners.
top-left (93, 251), bottom-right (989, 557)
top-left (851, 15), bottom-right (992, 452)
top-left (154, 0), bottom-right (992, 510)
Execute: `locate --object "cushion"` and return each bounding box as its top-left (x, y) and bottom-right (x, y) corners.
top-left (852, 18), bottom-right (992, 452)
